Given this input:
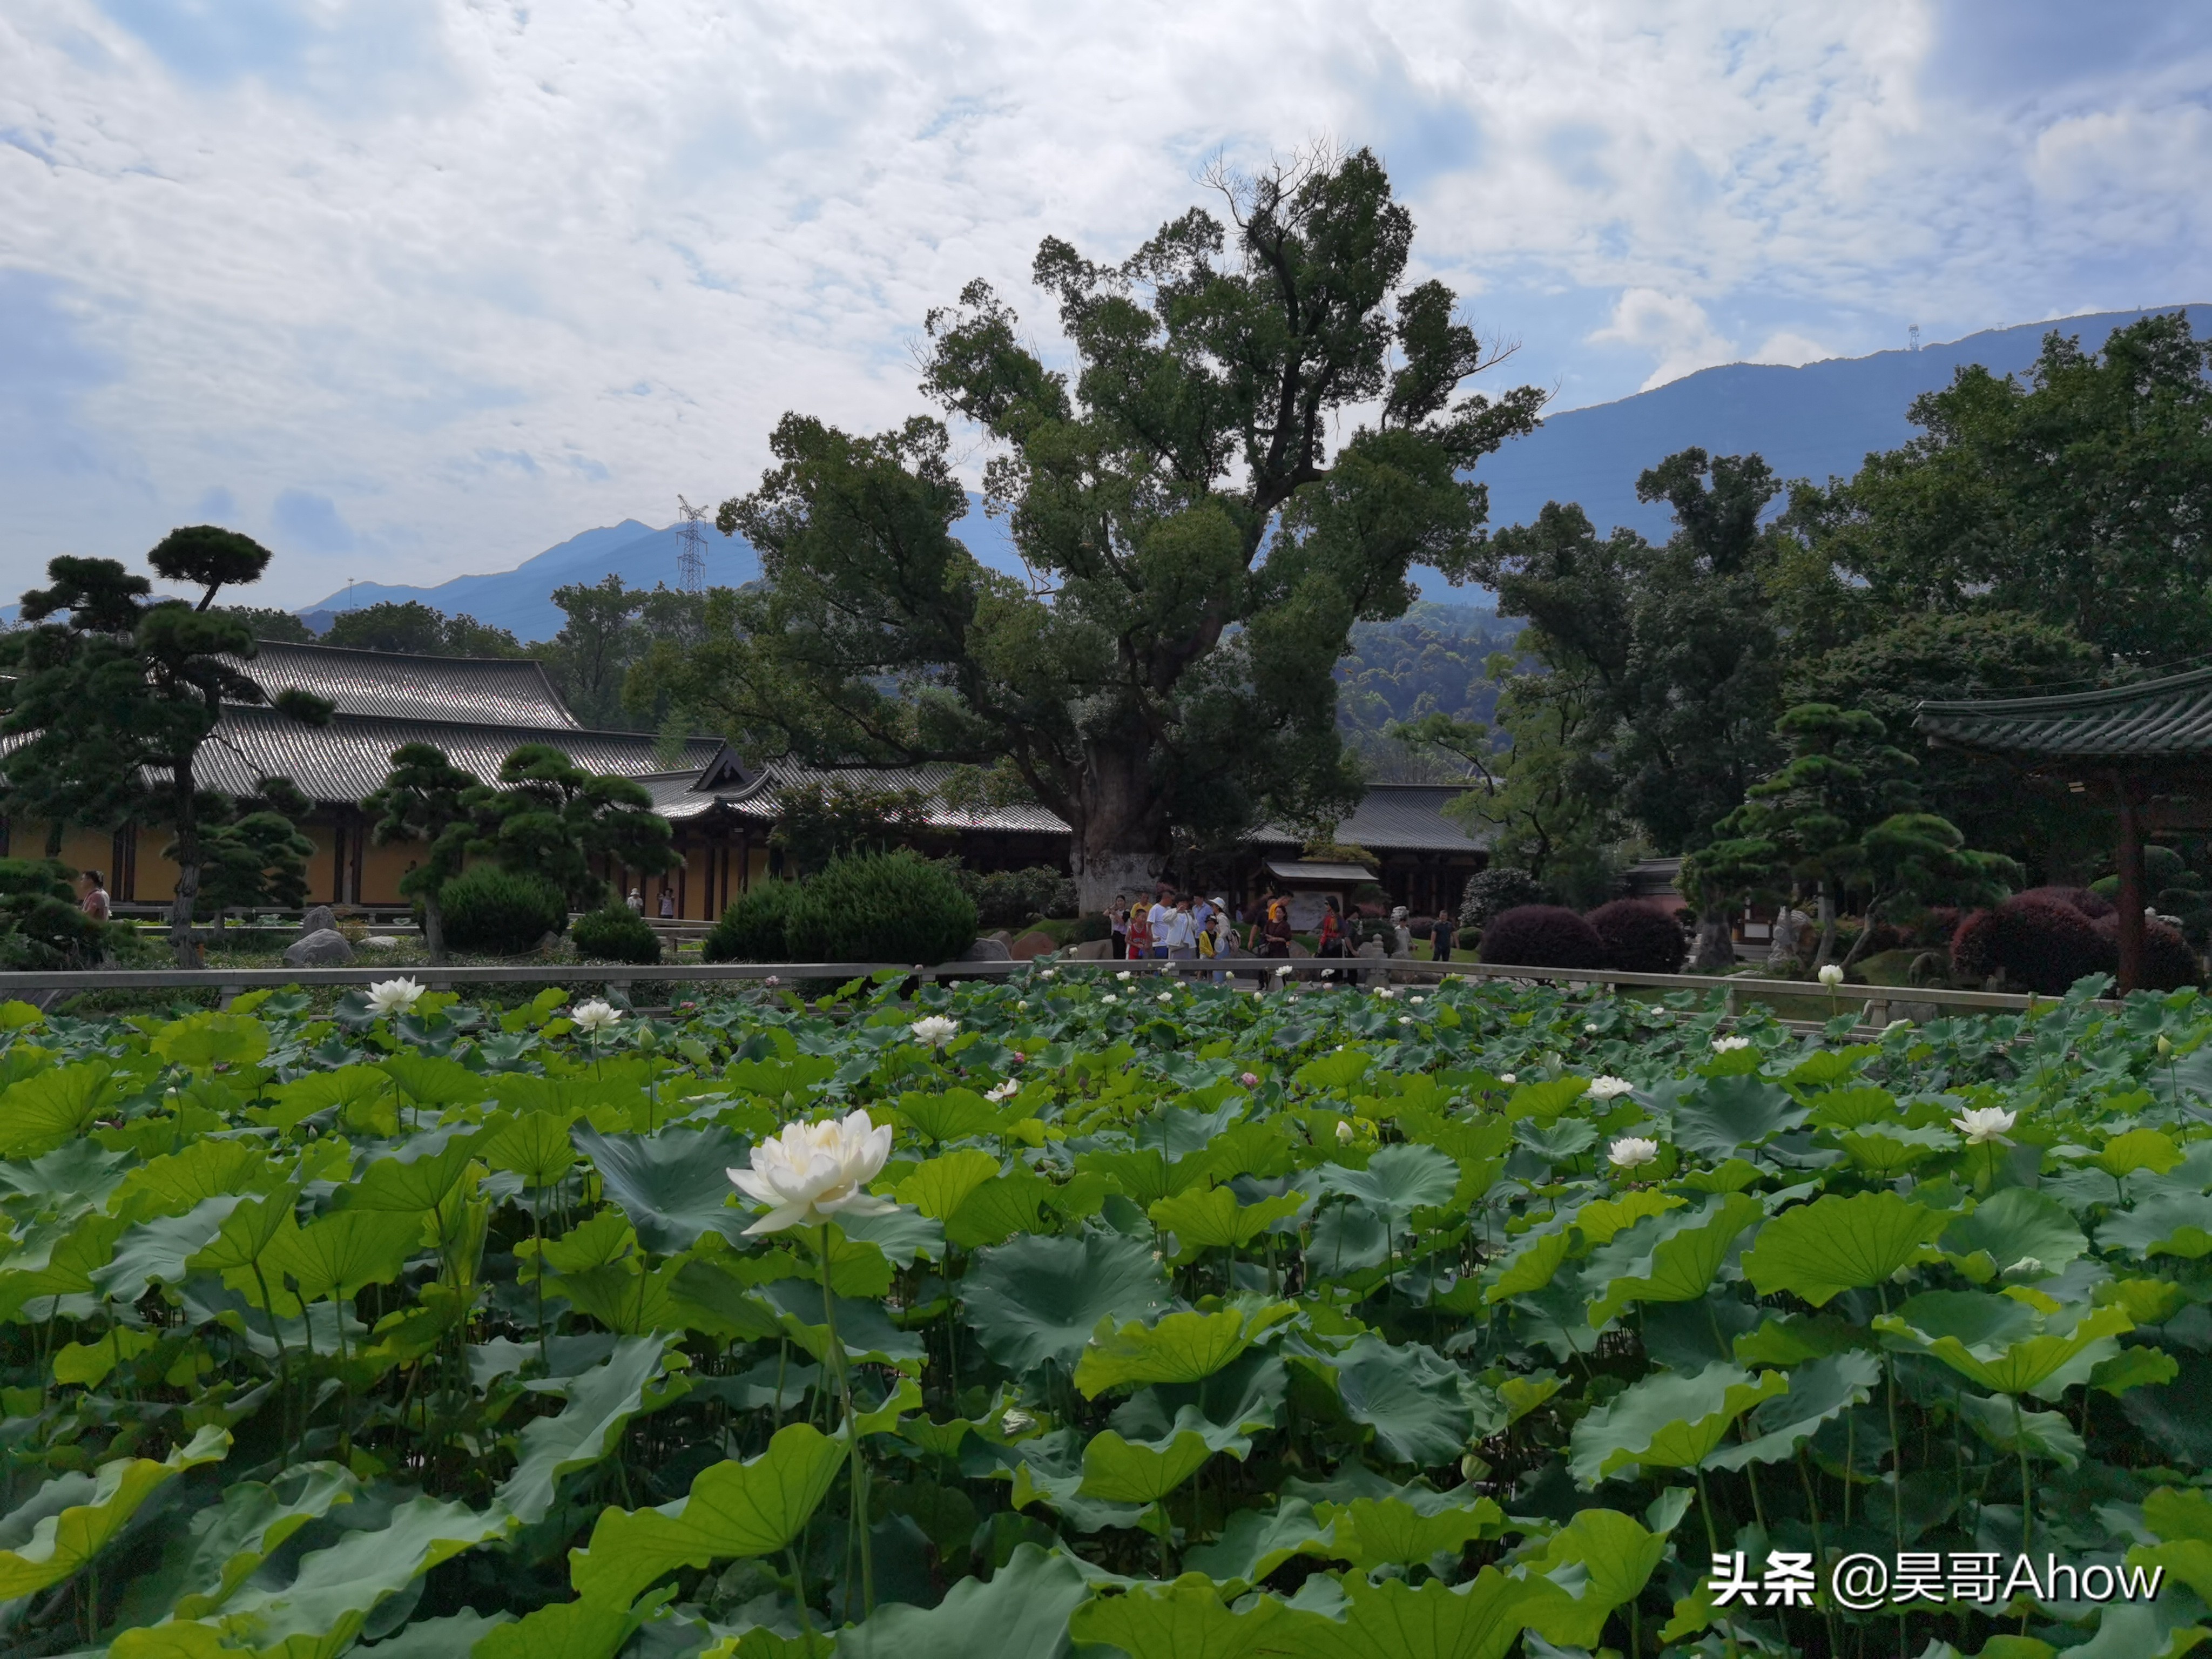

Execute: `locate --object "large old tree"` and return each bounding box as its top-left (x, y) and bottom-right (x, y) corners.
top-left (648, 149), bottom-right (1542, 905)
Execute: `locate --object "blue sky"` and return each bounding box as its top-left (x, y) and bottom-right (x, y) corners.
top-left (3, 0), bottom-right (2209, 608)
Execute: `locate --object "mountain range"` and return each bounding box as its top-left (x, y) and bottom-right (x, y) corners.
top-left (301, 304), bottom-right (2208, 642)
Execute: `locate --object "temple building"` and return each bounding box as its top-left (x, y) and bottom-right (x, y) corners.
top-left (10, 640), bottom-right (1489, 920)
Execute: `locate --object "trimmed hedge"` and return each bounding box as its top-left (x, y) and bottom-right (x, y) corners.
top-left (1586, 899), bottom-right (1687, 974)
top-left (1476, 904), bottom-right (1607, 971)
top-left (786, 851), bottom-right (977, 965)
top-left (1458, 867), bottom-right (1546, 932)
top-left (570, 906), bottom-right (661, 965)
top-left (2094, 912), bottom-right (2201, 992)
top-left (702, 880), bottom-right (805, 963)
top-left (1986, 893), bottom-right (2114, 994)
top-left (439, 867), bottom-right (568, 956)
top-left (2018, 883), bottom-right (2115, 920)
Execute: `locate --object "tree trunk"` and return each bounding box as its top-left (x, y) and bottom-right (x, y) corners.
top-left (1067, 746), bottom-right (1168, 913)
top-left (422, 890), bottom-right (447, 966)
top-left (1813, 884), bottom-right (1837, 971)
top-left (1839, 894), bottom-right (1885, 974)
top-left (167, 758), bottom-right (203, 969)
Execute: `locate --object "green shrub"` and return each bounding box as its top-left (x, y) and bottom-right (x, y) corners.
top-left (787, 851), bottom-right (977, 965)
top-left (439, 867), bottom-right (567, 955)
top-left (702, 880), bottom-right (805, 962)
top-left (0, 858), bottom-right (116, 970)
top-left (1458, 866), bottom-right (1547, 932)
top-left (570, 906), bottom-right (660, 965)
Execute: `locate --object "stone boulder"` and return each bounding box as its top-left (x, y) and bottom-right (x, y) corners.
top-left (959, 937), bottom-right (1013, 962)
top-left (299, 905), bottom-right (336, 936)
top-left (284, 928), bottom-right (354, 967)
top-left (1010, 930), bottom-right (1058, 960)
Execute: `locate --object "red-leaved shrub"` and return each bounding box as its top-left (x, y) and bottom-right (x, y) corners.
top-left (2093, 912), bottom-right (2202, 991)
top-left (1477, 905), bottom-right (1607, 970)
top-left (1585, 899), bottom-right (1687, 974)
top-left (1988, 894), bottom-right (2116, 994)
top-left (1951, 908), bottom-right (1999, 981)
top-left (2019, 884), bottom-right (2115, 920)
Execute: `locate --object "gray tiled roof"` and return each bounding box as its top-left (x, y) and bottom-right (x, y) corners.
top-left (653, 758), bottom-right (1073, 834)
top-left (1917, 667), bottom-right (2212, 760)
top-left (1253, 784), bottom-right (1488, 854)
top-left (195, 707), bottom-right (721, 801)
top-left (234, 641), bottom-right (580, 729)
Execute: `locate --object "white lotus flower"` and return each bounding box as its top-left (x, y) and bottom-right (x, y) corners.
top-left (1336, 1119), bottom-right (1357, 1144)
top-left (909, 1015), bottom-right (959, 1049)
top-left (1015, 1000), bottom-right (1028, 1010)
top-left (1040, 968), bottom-right (1057, 979)
top-left (1499, 1073), bottom-right (1518, 1085)
top-left (366, 977), bottom-right (424, 1019)
top-left (1116, 970), bottom-right (1133, 982)
top-left (985, 1080), bottom-right (1020, 1103)
top-left (1000, 1407), bottom-right (1035, 1434)
top-left (1156, 992), bottom-right (1174, 1004)
top-left (1711, 1035), bottom-right (1752, 1053)
top-left (1100, 993), bottom-right (1118, 1004)
top-left (729, 1108), bottom-right (897, 1235)
top-left (2158, 1034), bottom-right (2174, 1058)
top-left (1274, 965), bottom-right (1293, 976)
top-left (1609, 1136), bottom-right (1661, 1170)
top-left (1584, 1023), bottom-right (1599, 1035)
top-left (1411, 996), bottom-right (1425, 1006)
top-left (1398, 1016), bottom-right (1413, 1026)
top-left (571, 1000), bottom-right (622, 1034)
top-left (1373, 986), bottom-right (1397, 1000)
top-left (1952, 1105), bottom-right (2017, 1146)
top-left (1818, 964), bottom-right (1845, 989)
top-left (1587, 1075), bottom-right (1635, 1102)
top-left (2005, 1256), bottom-right (2045, 1278)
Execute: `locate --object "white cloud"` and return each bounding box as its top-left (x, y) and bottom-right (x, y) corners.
top-left (1749, 329), bottom-right (1833, 367)
top-left (0, 0), bottom-right (2207, 606)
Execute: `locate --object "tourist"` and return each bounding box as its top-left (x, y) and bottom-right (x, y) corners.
top-left (1162, 894), bottom-right (1197, 960)
top-left (1258, 895), bottom-right (1292, 958)
top-left (1125, 898), bottom-right (1150, 960)
top-left (658, 888), bottom-right (676, 919)
top-left (1317, 899), bottom-right (1344, 958)
top-left (79, 869), bottom-right (110, 921)
top-left (1148, 890), bottom-right (1174, 958)
top-left (1430, 908), bottom-right (1455, 962)
top-left (625, 887), bottom-right (645, 914)
top-left (1109, 895), bottom-right (1129, 958)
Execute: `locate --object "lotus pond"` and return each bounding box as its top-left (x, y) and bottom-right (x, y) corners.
top-left (7, 968), bottom-right (2212, 1659)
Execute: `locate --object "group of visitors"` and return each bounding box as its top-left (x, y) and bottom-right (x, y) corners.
top-left (1105, 887), bottom-right (1460, 962)
top-left (1109, 889), bottom-right (1237, 960)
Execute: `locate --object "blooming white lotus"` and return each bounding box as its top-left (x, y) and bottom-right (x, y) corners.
top-left (1100, 993), bottom-right (1118, 1004)
top-left (1398, 1015), bottom-right (1413, 1026)
top-left (1411, 996), bottom-right (1425, 1006)
top-left (1818, 963), bottom-right (1845, 989)
top-left (366, 978), bottom-right (424, 1019)
top-left (1609, 1136), bottom-right (1661, 1171)
top-left (1584, 1023), bottom-right (1599, 1035)
top-left (984, 1080), bottom-right (1020, 1103)
top-left (571, 1000), bottom-right (622, 1034)
top-left (1587, 1075), bottom-right (1635, 1102)
top-left (1336, 1119), bottom-right (1357, 1144)
top-left (1000, 1407), bottom-right (1035, 1435)
top-left (1274, 965), bottom-right (1293, 976)
top-left (1116, 970), bottom-right (1133, 982)
top-left (1711, 1035), bottom-right (1752, 1054)
top-left (1040, 968), bottom-right (1056, 979)
top-left (1373, 986), bottom-right (1397, 1000)
top-left (1952, 1105), bottom-right (2017, 1145)
top-left (1156, 992), bottom-right (1174, 1004)
top-left (909, 1015), bottom-right (959, 1049)
top-left (729, 1109), bottom-right (897, 1235)
top-left (1499, 1072), bottom-right (1518, 1085)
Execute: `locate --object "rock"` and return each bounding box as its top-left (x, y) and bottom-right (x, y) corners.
top-left (361, 935), bottom-right (400, 949)
top-left (1010, 930), bottom-right (1058, 960)
top-left (284, 928), bottom-right (354, 967)
top-left (299, 905), bottom-right (336, 936)
top-left (1070, 939), bottom-right (1114, 960)
top-left (959, 938), bottom-right (1013, 962)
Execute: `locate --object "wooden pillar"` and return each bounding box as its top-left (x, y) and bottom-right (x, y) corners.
top-left (2116, 774), bottom-right (2146, 995)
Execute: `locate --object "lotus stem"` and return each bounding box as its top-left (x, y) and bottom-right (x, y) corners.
top-left (818, 1225), bottom-right (874, 1617)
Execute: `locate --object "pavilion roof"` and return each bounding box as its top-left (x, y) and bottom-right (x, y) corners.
top-left (1915, 666), bottom-right (2212, 763)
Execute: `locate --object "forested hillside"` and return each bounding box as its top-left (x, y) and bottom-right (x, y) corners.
top-left (1336, 602), bottom-right (1519, 780)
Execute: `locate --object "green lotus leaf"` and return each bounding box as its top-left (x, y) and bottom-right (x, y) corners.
top-left (1485, 1213), bottom-right (1576, 1304)
top-left (1876, 1296), bottom-right (2132, 1398)
top-left (499, 1335), bottom-right (687, 1526)
top-left (944, 1166), bottom-right (1054, 1248)
top-left (1267, 1567), bottom-right (1540, 1659)
top-left (261, 1065), bottom-right (397, 1135)
top-left (1067, 1575), bottom-right (1285, 1659)
top-left (2100, 1190), bottom-right (2212, 1258)
top-left (153, 1012), bottom-right (269, 1071)
top-left (1941, 1187), bottom-right (2087, 1279)
top-left (112, 1462), bottom-right (358, 1626)
top-left (1076, 1147), bottom-right (1217, 1208)
top-left (347, 1139), bottom-right (481, 1214)
top-left (1148, 1186), bottom-right (1305, 1258)
top-left (1184, 1499), bottom-right (1335, 1591)
top-left (0, 1062), bottom-right (119, 1158)
top-left (1954, 1388), bottom-right (2085, 1468)
top-left (1075, 1302), bottom-right (1294, 1398)
top-left (380, 1051), bottom-right (489, 1108)
top-left (961, 1230), bottom-right (1169, 1376)
top-left (482, 1108), bottom-right (582, 1189)
top-left (0, 1425), bottom-right (230, 1598)
top-left (1806, 1085), bottom-right (1900, 1132)
top-left (1108, 1350), bottom-right (1289, 1459)
top-left (472, 1586), bottom-right (671, 1659)
top-left (894, 1148), bottom-right (1002, 1221)
top-left (1510, 1117), bottom-right (1599, 1164)
top-left (1786, 1049), bottom-right (1878, 1088)
top-left (114, 1139), bottom-right (269, 1219)
top-left (894, 1088), bottom-right (1004, 1145)
top-left (95, 1195), bottom-right (249, 1304)
top-left (1741, 1190), bottom-right (1952, 1305)
top-left (577, 1123), bottom-right (751, 1251)
top-left (1327, 1493), bottom-right (1506, 1568)
top-left (2090, 1345), bottom-right (2181, 1397)
top-left (1832, 1124), bottom-right (1954, 1175)
top-left (1573, 1190), bottom-right (1684, 1245)
top-left (836, 1543), bottom-right (1089, 1659)
top-left (1499, 1372), bottom-right (1564, 1423)
top-left (182, 1189), bottom-right (300, 1283)
top-left (2098, 1127), bottom-right (2186, 1178)
top-left (1078, 1427), bottom-right (1218, 1502)
top-left (266, 1208), bottom-right (423, 1304)
top-left (833, 1203), bottom-right (945, 1266)
top-left (1313, 1143), bottom-right (1461, 1218)
top-left (1518, 1506), bottom-right (1676, 1649)
top-left (1329, 1336), bottom-right (1478, 1466)
top-left (569, 1422), bottom-right (848, 1606)
top-left (1582, 1193), bottom-right (1764, 1325)
top-left (1568, 1361), bottom-right (1789, 1486)
top-left (0, 1209), bottom-right (131, 1321)
top-left (1703, 1351), bottom-right (1880, 1470)
top-left (1667, 1074), bottom-right (1808, 1161)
